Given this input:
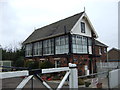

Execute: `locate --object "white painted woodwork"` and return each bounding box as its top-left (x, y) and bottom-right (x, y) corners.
top-left (0, 70), bottom-right (29, 79)
top-left (71, 16), bottom-right (92, 37)
top-left (69, 63), bottom-right (78, 89)
top-left (15, 75), bottom-right (33, 89)
top-left (88, 46), bottom-right (92, 54)
top-left (42, 67), bottom-right (69, 74)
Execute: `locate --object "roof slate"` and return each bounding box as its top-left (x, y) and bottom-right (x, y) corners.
top-left (95, 40), bottom-right (108, 47)
top-left (23, 12), bottom-right (84, 44)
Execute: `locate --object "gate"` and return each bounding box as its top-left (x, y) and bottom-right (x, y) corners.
top-left (0, 63), bottom-right (78, 90)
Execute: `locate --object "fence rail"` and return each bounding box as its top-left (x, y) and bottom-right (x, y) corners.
top-left (0, 63), bottom-right (78, 90)
top-left (96, 62), bottom-right (119, 68)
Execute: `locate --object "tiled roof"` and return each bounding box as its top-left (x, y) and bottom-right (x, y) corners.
top-left (95, 40), bottom-right (108, 47)
top-left (23, 12), bottom-right (84, 44)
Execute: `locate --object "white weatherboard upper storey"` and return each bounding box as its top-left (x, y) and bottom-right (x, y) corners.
top-left (70, 12), bottom-right (98, 38)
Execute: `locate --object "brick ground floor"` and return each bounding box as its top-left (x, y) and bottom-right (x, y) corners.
top-left (25, 54), bottom-right (104, 75)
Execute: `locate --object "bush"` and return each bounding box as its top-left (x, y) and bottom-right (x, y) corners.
top-left (52, 75), bottom-right (60, 80)
top-left (78, 78), bottom-right (85, 85)
top-left (39, 61), bottom-right (54, 69)
top-left (14, 56), bottom-right (24, 67)
top-left (25, 61), bottom-right (39, 69)
top-left (85, 81), bottom-right (91, 87)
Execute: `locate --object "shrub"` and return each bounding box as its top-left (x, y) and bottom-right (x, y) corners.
top-left (39, 61), bottom-right (54, 69)
top-left (25, 61), bottom-right (39, 69)
top-left (85, 81), bottom-right (91, 87)
top-left (78, 78), bottom-right (85, 85)
top-left (14, 56), bottom-right (24, 67)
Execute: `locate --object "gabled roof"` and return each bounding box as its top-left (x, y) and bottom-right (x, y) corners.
top-left (95, 40), bottom-right (108, 47)
top-left (23, 11), bottom-right (97, 44)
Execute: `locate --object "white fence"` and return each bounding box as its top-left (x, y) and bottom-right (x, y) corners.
top-left (96, 62), bottom-right (119, 72)
top-left (0, 63), bottom-right (78, 90)
top-left (109, 69), bottom-right (120, 88)
top-left (97, 62), bottom-right (120, 88)
top-left (96, 62), bottom-right (119, 68)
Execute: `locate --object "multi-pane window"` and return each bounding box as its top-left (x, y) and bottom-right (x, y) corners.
top-left (72, 35), bottom-right (87, 53)
top-left (25, 44), bottom-right (32, 57)
top-left (99, 47), bottom-right (102, 55)
top-left (88, 38), bottom-right (92, 54)
top-left (55, 35), bottom-right (69, 54)
top-left (82, 37), bottom-right (87, 53)
top-left (81, 22), bottom-right (85, 33)
top-left (88, 38), bottom-right (92, 46)
top-left (104, 48), bottom-right (107, 53)
top-left (43, 39), bottom-right (54, 55)
top-left (33, 42), bottom-right (42, 56)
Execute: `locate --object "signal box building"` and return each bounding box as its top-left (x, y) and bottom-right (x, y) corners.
top-left (23, 12), bottom-right (108, 75)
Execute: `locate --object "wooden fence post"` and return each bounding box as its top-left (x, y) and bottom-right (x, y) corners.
top-left (69, 63), bottom-right (78, 89)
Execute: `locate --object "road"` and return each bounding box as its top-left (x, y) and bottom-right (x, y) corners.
top-left (2, 77), bottom-right (120, 89)
top-left (2, 77), bottom-right (68, 89)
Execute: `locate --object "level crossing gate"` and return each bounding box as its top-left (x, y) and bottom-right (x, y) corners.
top-left (0, 63), bottom-right (78, 90)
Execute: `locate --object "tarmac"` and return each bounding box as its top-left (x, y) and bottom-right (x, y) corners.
top-left (1, 77), bottom-right (120, 89)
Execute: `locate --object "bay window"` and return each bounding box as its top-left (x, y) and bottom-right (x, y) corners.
top-left (88, 38), bottom-right (92, 54)
top-left (72, 35), bottom-right (88, 54)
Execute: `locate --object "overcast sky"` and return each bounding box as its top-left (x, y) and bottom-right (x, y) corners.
top-left (0, 0), bottom-right (119, 50)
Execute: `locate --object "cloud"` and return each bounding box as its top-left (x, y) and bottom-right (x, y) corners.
top-left (0, 0), bottom-right (118, 50)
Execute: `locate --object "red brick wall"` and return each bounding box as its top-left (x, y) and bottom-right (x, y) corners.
top-left (25, 46), bottom-right (107, 75)
top-left (94, 46), bottom-right (107, 62)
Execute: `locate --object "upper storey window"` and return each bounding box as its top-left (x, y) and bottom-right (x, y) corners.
top-left (55, 35), bottom-right (69, 54)
top-left (43, 39), bottom-right (54, 55)
top-left (33, 42), bottom-right (42, 56)
top-left (81, 22), bottom-right (85, 33)
top-left (25, 44), bottom-right (32, 57)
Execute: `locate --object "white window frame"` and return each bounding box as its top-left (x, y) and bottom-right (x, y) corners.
top-left (55, 35), bottom-right (69, 54)
top-left (81, 22), bottom-right (85, 33)
top-left (25, 44), bottom-right (32, 57)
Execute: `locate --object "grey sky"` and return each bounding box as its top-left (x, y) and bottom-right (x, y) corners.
top-left (0, 0), bottom-right (119, 50)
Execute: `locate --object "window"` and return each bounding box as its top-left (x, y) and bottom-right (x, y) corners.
top-left (88, 38), bottom-right (92, 54)
top-left (25, 44), bottom-right (32, 57)
top-left (88, 38), bottom-right (92, 46)
top-left (43, 39), bottom-right (54, 55)
top-left (55, 35), bottom-right (69, 54)
top-left (104, 48), bottom-right (107, 53)
top-left (99, 47), bottom-right (102, 55)
top-left (33, 42), bottom-right (42, 56)
top-left (81, 22), bottom-right (85, 33)
top-left (82, 37), bottom-right (87, 53)
top-left (72, 35), bottom-right (87, 53)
